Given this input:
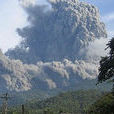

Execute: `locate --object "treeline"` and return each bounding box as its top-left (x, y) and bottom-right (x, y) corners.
top-left (88, 93), bottom-right (114, 114)
top-left (7, 90), bottom-right (104, 114)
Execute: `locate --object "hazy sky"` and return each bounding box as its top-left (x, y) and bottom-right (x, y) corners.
top-left (0, 0), bottom-right (114, 52)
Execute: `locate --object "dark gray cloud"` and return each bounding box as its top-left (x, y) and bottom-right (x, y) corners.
top-left (6, 0), bottom-right (107, 63)
top-left (0, 50), bottom-right (98, 92)
top-left (2, 0), bottom-right (108, 92)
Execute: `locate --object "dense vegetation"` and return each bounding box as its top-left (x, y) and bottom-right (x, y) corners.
top-left (87, 93), bottom-right (114, 114)
top-left (98, 38), bottom-right (114, 90)
top-left (87, 37), bottom-right (114, 114)
top-left (4, 90), bottom-right (104, 114)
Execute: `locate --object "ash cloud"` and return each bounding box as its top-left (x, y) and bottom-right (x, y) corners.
top-left (0, 50), bottom-right (98, 92)
top-left (80, 38), bottom-right (109, 61)
top-left (2, 0), bottom-right (108, 92)
top-left (7, 0), bottom-right (107, 63)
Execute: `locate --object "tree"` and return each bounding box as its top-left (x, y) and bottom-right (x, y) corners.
top-left (98, 37), bottom-right (114, 91)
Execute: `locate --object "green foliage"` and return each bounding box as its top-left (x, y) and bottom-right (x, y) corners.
top-left (8, 90), bottom-right (103, 114)
top-left (87, 93), bottom-right (114, 114)
top-left (98, 38), bottom-right (114, 84)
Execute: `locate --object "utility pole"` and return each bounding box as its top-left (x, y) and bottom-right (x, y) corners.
top-left (22, 104), bottom-right (25, 114)
top-left (0, 93), bottom-right (11, 114)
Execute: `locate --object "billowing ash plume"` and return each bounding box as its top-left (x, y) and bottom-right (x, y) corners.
top-left (0, 50), bottom-right (98, 92)
top-left (2, 0), bottom-right (107, 92)
top-left (6, 0), bottom-right (107, 63)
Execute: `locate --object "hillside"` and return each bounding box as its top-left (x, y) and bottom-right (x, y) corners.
top-left (8, 90), bottom-right (104, 114)
top-left (87, 93), bottom-right (114, 114)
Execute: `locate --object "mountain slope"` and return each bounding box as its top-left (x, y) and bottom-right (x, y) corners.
top-left (9, 90), bottom-right (104, 114)
top-left (87, 93), bottom-right (114, 114)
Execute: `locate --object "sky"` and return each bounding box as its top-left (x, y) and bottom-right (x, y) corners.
top-left (0, 0), bottom-right (114, 52)
top-left (81, 0), bottom-right (114, 38)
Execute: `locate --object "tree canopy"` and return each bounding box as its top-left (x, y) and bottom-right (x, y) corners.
top-left (98, 37), bottom-right (114, 85)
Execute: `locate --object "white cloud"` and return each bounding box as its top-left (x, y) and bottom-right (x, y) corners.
top-left (87, 38), bottom-right (109, 57)
top-left (80, 38), bottom-right (109, 61)
top-left (107, 30), bottom-right (114, 38)
top-left (19, 0), bottom-right (36, 7)
top-left (19, 0), bottom-right (49, 7)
